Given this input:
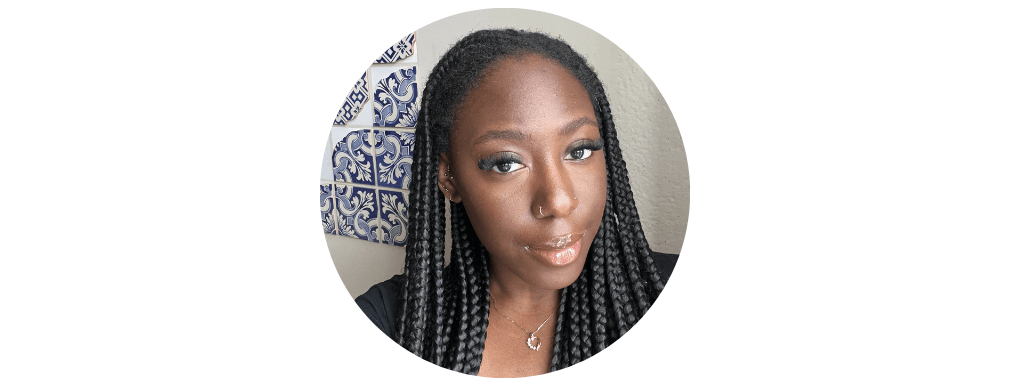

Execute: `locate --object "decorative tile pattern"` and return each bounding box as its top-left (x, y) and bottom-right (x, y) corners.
top-left (374, 32), bottom-right (416, 64)
top-left (320, 184), bottom-right (336, 235)
top-left (333, 71), bottom-right (369, 126)
top-left (332, 128), bottom-right (376, 185)
top-left (374, 129), bottom-right (415, 189)
top-left (321, 34), bottom-right (422, 246)
top-left (373, 66), bottom-right (418, 128)
top-left (379, 189), bottom-right (409, 246)
top-left (334, 185), bottom-right (380, 242)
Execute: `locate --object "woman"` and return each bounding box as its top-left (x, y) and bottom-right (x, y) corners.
top-left (355, 29), bottom-right (677, 377)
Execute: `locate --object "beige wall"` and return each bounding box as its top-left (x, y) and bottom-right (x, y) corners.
top-left (328, 9), bottom-right (689, 298)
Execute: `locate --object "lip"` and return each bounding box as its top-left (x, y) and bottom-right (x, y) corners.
top-left (525, 231), bottom-right (585, 266)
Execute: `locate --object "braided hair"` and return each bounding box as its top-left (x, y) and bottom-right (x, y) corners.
top-left (397, 29), bottom-right (664, 374)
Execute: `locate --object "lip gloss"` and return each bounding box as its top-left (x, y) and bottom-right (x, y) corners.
top-left (547, 239), bottom-right (581, 265)
top-left (526, 237), bottom-right (582, 266)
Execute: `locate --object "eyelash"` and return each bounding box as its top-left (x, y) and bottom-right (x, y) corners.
top-left (476, 139), bottom-right (604, 174)
top-left (477, 152), bottom-right (523, 173)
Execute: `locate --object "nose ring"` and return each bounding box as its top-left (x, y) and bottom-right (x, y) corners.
top-left (539, 206), bottom-right (544, 216)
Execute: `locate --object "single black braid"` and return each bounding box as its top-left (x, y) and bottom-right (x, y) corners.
top-left (429, 188), bottom-right (446, 365)
top-left (394, 28), bottom-right (665, 374)
top-left (589, 218), bottom-right (609, 353)
top-left (601, 194), bottom-right (630, 340)
top-left (549, 284), bottom-right (570, 370)
top-left (576, 266), bottom-right (593, 359)
top-left (446, 201), bottom-right (468, 371)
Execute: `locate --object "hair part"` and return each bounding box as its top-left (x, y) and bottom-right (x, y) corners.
top-left (397, 28), bottom-right (664, 374)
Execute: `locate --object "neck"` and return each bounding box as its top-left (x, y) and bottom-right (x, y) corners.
top-left (487, 267), bottom-right (561, 318)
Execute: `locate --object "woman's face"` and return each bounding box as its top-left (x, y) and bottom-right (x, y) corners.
top-left (439, 54), bottom-right (607, 292)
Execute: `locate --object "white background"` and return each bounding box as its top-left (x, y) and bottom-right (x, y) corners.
top-left (2, 1), bottom-right (1006, 388)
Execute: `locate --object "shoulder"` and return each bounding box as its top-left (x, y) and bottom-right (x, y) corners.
top-left (651, 251), bottom-right (679, 286)
top-left (354, 274), bottom-right (405, 339)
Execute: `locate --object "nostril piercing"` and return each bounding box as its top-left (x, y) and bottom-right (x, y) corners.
top-left (539, 206), bottom-right (544, 216)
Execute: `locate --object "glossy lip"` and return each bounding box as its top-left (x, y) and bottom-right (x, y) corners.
top-left (525, 231), bottom-right (585, 266)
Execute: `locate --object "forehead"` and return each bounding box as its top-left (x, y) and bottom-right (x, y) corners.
top-left (450, 55), bottom-right (596, 142)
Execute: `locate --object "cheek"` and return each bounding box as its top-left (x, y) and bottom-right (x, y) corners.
top-left (460, 184), bottom-right (528, 245)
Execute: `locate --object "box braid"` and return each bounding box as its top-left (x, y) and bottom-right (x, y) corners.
top-left (395, 29), bottom-right (665, 374)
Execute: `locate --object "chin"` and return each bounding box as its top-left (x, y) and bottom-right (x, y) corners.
top-left (538, 253), bottom-right (589, 291)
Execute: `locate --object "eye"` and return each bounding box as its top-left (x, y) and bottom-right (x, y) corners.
top-left (477, 152), bottom-right (525, 174)
top-left (491, 161), bottom-right (522, 173)
top-left (564, 139), bottom-right (604, 162)
top-left (565, 148), bottom-right (592, 161)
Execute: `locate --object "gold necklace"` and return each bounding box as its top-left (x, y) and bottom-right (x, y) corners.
top-left (489, 293), bottom-right (555, 351)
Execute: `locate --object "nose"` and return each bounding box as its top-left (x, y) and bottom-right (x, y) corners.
top-left (532, 160), bottom-right (579, 219)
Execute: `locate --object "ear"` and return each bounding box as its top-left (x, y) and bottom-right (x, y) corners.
top-left (438, 152), bottom-right (462, 203)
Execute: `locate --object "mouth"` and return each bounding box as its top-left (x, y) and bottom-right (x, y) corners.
top-left (524, 231), bottom-right (585, 266)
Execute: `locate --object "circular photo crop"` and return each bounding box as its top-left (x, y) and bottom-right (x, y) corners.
top-left (318, 8), bottom-right (688, 377)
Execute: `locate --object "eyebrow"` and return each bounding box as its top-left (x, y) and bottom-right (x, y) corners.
top-left (559, 117), bottom-right (598, 136)
top-left (472, 129), bottom-right (530, 145)
top-left (472, 117), bottom-right (598, 145)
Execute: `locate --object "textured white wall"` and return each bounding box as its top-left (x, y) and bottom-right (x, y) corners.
top-left (328, 9), bottom-right (689, 298)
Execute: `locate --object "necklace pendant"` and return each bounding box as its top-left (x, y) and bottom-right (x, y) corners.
top-left (527, 334), bottom-right (542, 351)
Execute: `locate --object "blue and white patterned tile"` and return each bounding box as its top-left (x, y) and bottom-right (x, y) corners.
top-left (334, 184), bottom-right (380, 242)
top-left (320, 184), bottom-right (336, 235)
top-left (379, 189), bottom-right (409, 246)
top-left (320, 136), bottom-right (335, 182)
top-left (374, 32), bottom-right (416, 64)
top-left (333, 70), bottom-right (369, 126)
top-left (374, 129), bottom-right (415, 189)
top-left (331, 128), bottom-right (376, 185)
top-left (373, 66), bottom-right (418, 128)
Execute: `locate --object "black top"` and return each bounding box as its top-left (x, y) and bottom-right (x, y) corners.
top-left (355, 252), bottom-right (678, 339)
